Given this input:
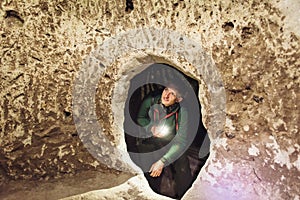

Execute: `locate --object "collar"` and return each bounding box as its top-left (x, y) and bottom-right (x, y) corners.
top-left (160, 101), bottom-right (180, 114)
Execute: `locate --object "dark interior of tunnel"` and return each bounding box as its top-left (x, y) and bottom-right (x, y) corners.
top-left (124, 63), bottom-right (209, 199)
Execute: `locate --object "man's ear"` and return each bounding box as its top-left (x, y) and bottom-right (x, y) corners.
top-left (176, 97), bottom-right (183, 103)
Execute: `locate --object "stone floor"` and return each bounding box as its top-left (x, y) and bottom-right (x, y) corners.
top-left (0, 170), bottom-right (133, 200)
top-left (0, 145), bottom-right (208, 200)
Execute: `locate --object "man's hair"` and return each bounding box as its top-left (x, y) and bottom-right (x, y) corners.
top-left (164, 82), bottom-right (186, 99)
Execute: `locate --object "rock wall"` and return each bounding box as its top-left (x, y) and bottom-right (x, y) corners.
top-left (0, 0), bottom-right (299, 199)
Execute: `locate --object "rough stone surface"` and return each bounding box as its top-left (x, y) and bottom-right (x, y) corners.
top-left (0, 0), bottom-right (299, 200)
top-left (0, 170), bottom-right (132, 200)
top-left (63, 175), bottom-right (172, 200)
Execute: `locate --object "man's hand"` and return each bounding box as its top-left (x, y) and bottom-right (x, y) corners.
top-left (151, 126), bottom-right (158, 136)
top-left (151, 126), bottom-right (164, 138)
top-left (149, 160), bottom-right (164, 177)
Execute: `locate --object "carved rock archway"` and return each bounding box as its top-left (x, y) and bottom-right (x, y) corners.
top-left (72, 28), bottom-right (226, 199)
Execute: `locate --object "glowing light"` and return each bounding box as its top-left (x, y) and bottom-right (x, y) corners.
top-left (157, 124), bottom-right (170, 137)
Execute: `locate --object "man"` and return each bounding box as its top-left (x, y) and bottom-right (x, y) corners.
top-left (136, 84), bottom-right (193, 199)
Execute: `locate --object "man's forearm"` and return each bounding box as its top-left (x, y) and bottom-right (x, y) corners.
top-left (161, 143), bottom-right (185, 165)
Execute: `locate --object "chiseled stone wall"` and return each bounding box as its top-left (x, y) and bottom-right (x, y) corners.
top-left (0, 0), bottom-right (299, 199)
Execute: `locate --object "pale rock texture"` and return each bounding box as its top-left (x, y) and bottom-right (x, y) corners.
top-left (63, 175), bottom-right (172, 200)
top-left (0, 0), bottom-right (299, 199)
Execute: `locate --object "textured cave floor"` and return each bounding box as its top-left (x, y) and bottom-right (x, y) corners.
top-left (0, 170), bottom-right (133, 200)
top-left (0, 152), bottom-right (206, 200)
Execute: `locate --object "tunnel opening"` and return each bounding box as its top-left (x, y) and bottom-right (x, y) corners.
top-left (123, 63), bottom-right (209, 199)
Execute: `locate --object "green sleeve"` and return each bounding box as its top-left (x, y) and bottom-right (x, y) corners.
top-left (136, 95), bottom-right (153, 132)
top-left (161, 107), bottom-right (189, 165)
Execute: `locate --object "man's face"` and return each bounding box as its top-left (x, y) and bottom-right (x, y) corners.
top-left (161, 87), bottom-right (180, 107)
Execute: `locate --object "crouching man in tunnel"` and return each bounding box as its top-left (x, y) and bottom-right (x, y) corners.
top-left (135, 83), bottom-right (194, 199)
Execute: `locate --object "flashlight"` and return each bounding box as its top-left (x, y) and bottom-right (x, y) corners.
top-left (156, 124), bottom-right (170, 137)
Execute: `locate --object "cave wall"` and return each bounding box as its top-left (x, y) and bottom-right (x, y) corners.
top-left (0, 0), bottom-right (299, 199)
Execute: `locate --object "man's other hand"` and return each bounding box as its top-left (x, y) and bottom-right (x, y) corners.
top-left (149, 160), bottom-right (164, 177)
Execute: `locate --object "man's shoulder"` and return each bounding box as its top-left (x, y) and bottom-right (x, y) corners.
top-left (141, 93), bottom-right (161, 108)
top-left (143, 92), bottom-right (161, 104)
top-left (177, 105), bottom-right (188, 117)
top-left (151, 94), bottom-right (161, 104)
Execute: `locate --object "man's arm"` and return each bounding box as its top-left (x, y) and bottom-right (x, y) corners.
top-left (149, 111), bottom-right (189, 177)
top-left (160, 107), bottom-right (189, 165)
top-left (136, 95), bottom-right (153, 132)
